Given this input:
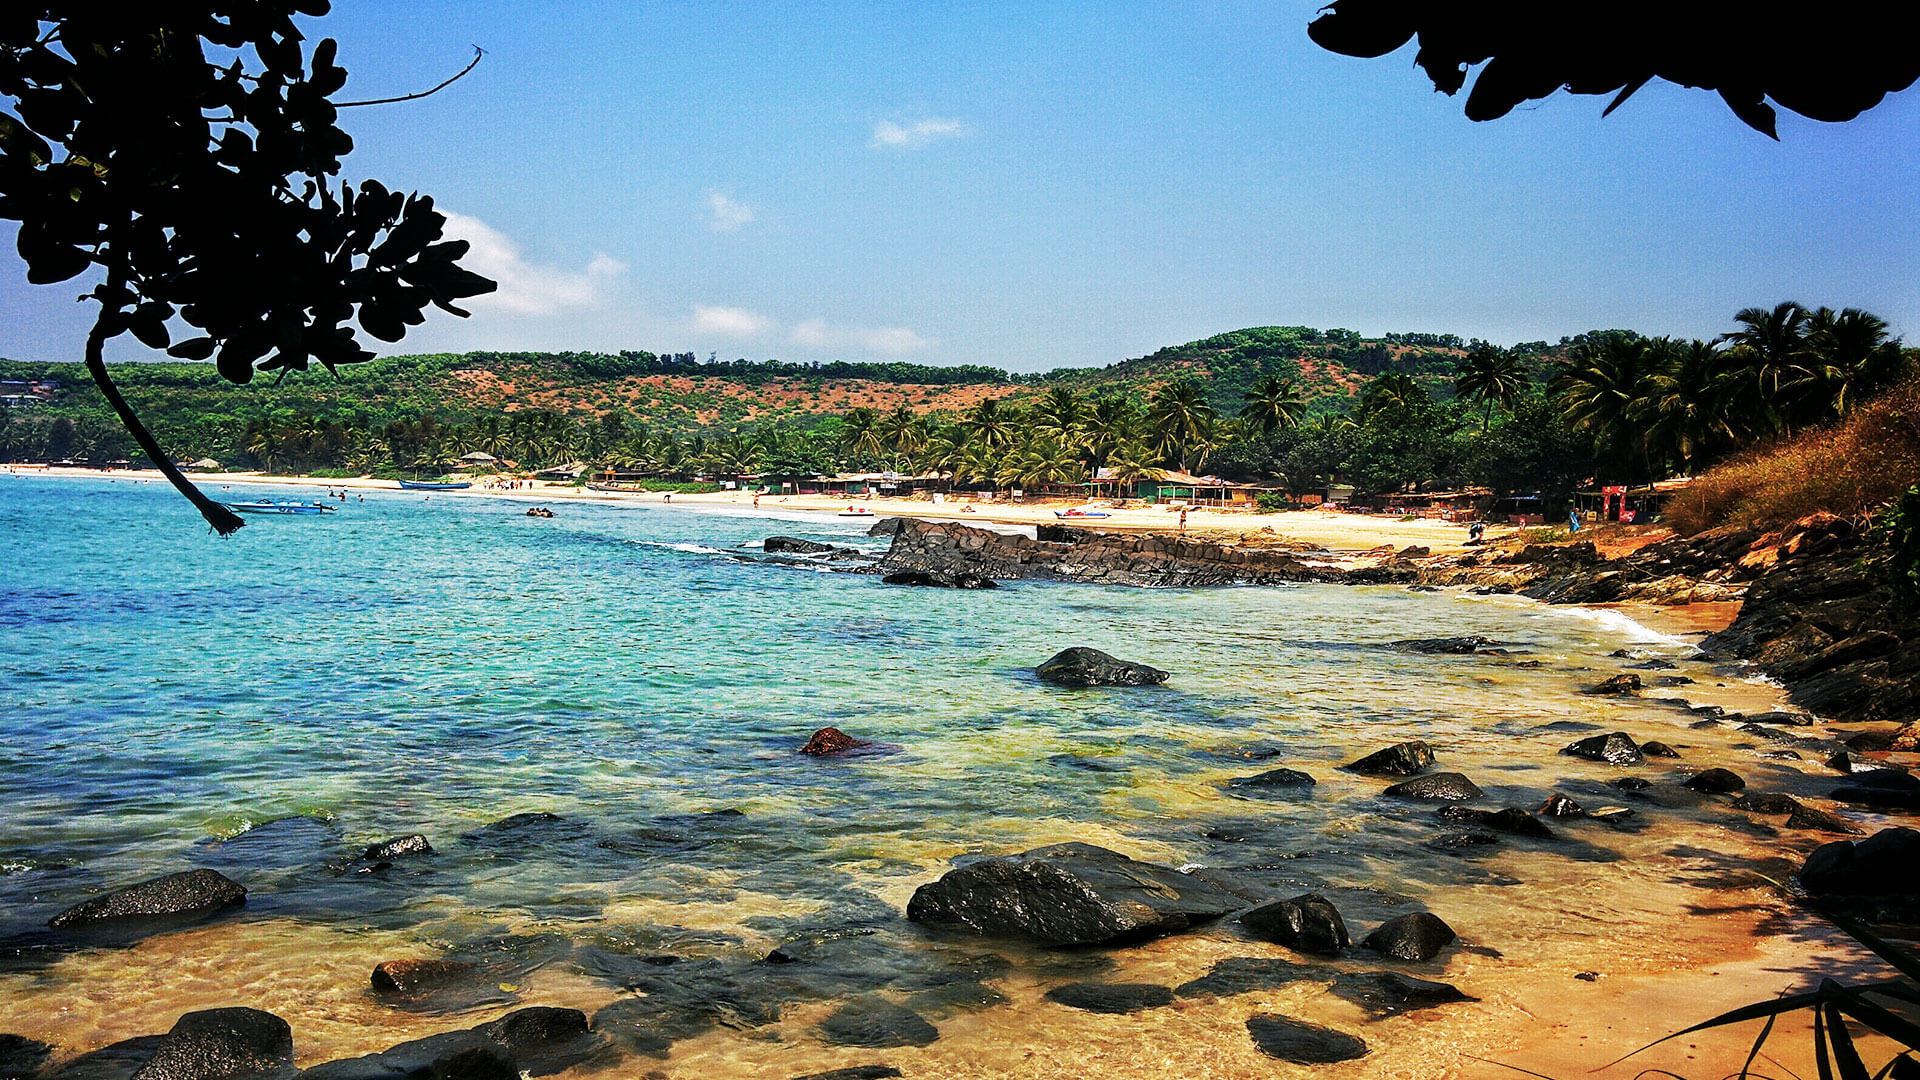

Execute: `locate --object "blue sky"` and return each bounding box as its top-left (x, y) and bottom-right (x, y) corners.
top-left (5, 2), bottom-right (1918, 372)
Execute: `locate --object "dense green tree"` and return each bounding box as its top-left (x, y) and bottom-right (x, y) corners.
top-left (1453, 346), bottom-right (1529, 433)
top-left (1239, 375), bottom-right (1308, 437)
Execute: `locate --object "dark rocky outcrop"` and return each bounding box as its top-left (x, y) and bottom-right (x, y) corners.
top-left (1799, 827), bottom-right (1920, 897)
top-left (1435, 806), bottom-right (1554, 839)
top-left (0, 1034), bottom-right (51, 1080)
top-left (766, 536), bottom-right (838, 554)
top-left (49, 869), bottom-right (246, 930)
top-left (1685, 768), bottom-right (1746, 794)
top-left (1640, 741), bottom-right (1682, 759)
top-left (1785, 804), bottom-right (1865, 835)
top-left (801, 727), bottom-right (866, 755)
top-left (1363, 912), bottom-right (1456, 961)
top-left (1388, 636), bottom-right (1498, 654)
top-left (876, 517), bottom-right (1350, 587)
top-left (817, 999), bottom-right (938, 1049)
top-left (1239, 893), bottom-right (1350, 955)
top-left (1329, 971), bottom-right (1478, 1015)
top-left (1245, 1015), bottom-right (1369, 1064)
top-left (477, 1007), bottom-right (595, 1076)
top-left (905, 843), bottom-right (1241, 946)
top-left (130, 1008), bottom-right (292, 1080)
top-left (1539, 793), bottom-right (1587, 817)
top-left (1175, 957), bottom-right (1318, 998)
top-left (1343, 741), bottom-right (1436, 777)
top-left (1034, 647), bottom-right (1168, 687)
top-left (300, 1030), bottom-right (518, 1080)
top-left (1382, 773), bottom-right (1484, 801)
top-left (880, 570), bottom-right (997, 589)
top-left (1225, 768), bottom-right (1317, 794)
top-left (1562, 732), bottom-right (1644, 766)
top-left (1584, 674), bottom-right (1642, 696)
top-left (1042, 982), bottom-right (1174, 1014)
top-left (792, 1069), bottom-right (903, 1080)
top-left (362, 835), bottom-right (432, 860)
top-left (1732, 793), bottom-right (1801, 815)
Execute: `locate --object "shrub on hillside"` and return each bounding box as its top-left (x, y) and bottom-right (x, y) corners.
top-left (1667, 375), bottom-right (1920, 534)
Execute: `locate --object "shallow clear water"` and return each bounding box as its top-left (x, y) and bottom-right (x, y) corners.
top-left (0, 476), bottom-right (1864, 1075)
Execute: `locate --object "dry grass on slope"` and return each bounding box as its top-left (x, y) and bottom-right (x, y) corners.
top-left (1667, 375), bottom-right (1920, 534)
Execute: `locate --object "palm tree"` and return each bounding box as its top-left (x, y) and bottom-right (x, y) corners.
top-left (880, 405), bottom-right (920, 465)
top-left (1240, 375), bottom-right (1308, 437)
top-left (1033, 386), bottom-right (1086, 445)
top-left (1805, 306), bottom-right (1905, 418)
top-left (1081, 397), bottom-right (1138, 470)
top-left (1146, 380), bottom-right (1217, 472)
top-left (963, 398), bottom-right (1016, 449)
top-left (1555, 336), bottom-right (1659, 481)
top-left (839, 406), bottom-right (884, 464)
top-left (1453, 347), bottom-right (1529, 434)
top-left (1357, 372), bottom-right (1426, 420)
top-left (1101, 442), bottom-right (1166, 498)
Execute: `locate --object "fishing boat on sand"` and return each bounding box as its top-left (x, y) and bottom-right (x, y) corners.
top-left (225, 500), bottom-right (336, 515)
top-left (838, 507), bottom-right (876, 518)
top-left (1054, 507), bottom-right (1112, 519)
top-left (398, 479), bottom-right (471, 491)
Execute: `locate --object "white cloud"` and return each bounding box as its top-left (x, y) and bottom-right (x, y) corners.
top-left (441, 211), bottom-right (625, 316)
top-left (705, 191), bottom-right (755, 232)
top-left (692, 305), bottom-right (771, 337)
top-left (871, 117), bottom-right (966, 149)
top-left (787, 318), bottom-right (931, 355)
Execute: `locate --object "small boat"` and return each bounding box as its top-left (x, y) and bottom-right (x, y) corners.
top-left (226, 500), bottom-right (336, 515)
top-left (1054, 507), bottom-right (1112, 519)
top-left (398, 479), bottom-right (471, 491)
top-left (585, 483), bottom-right (647, 494)
top-left (525, 506), bottom-right (554, 518)
top-left (838, 507), bottom-right (876, 518)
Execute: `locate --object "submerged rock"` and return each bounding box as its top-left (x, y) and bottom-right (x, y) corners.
top-left (1383, 773), bottom-right (1484, 801)
top-left (1539, 794), bottom-right (1586, 818)
top-left (1342, 741), bottom-right (1436, 777)
top-left (801, 727), bottom-right (866, 755)
top-left (1175, 957), bottom-right (1318, 998)
top-left (1246, 1015), bottom-right (1369, 1064)
top-left (1034, 648), bottom-right (1169, 687)
top-left (906, 843), bottom-right (1240, 946)
top-left (362, 834), bottom-right (432, 860)
top-left (1640, 741), bottom-right (1682, 759)
top-left (49, 869), bottom-right (246, 929)
top-left (1731, 793), bottom-right (1801, 815)
top-left (1225, 767), bottom-right (1317, 794)
top-left (301, 1030), bottom-right (518, 1080)
top-left (1240, 893), bottom-right (1350, 955)
top-left (1388, 636), bottom-right (1497, 654)
top-left (1583, 674), bottom-right (1642, 696)
top-left (372, 958), bottom-right (476, 995)
top-left (1043, 982), bottom-right (1174, 1014)
top-left (817, 999), bottom-right (939, 1049)
top-left (125, 1008), bottom-right (291, 1080)
top-left (1685, 768), bottom-right (1746, 794)
top-left (0, 1035), bottom-right (51, 1080)
top-left (1362, 912), bottom-right (1456, 961)
top-left (478, 1007), bottom-right (595, 1077)
top-left (791, 1069), bottom-right (904, 1080)
top-left (1435, 806), bottom-right (1554, 839)
top-left (1330, 971), bottom-right (1477, 1015)
top-left (881, 570), bottom-right (997, 589)
top-left (1786, 804), bottom-right (1865, 835)
top-left (1562, 732), bottom-right (1645, 766)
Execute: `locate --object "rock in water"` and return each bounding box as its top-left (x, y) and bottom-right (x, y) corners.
top-left (765, 536), bottom-right (837, 554)
top-left (478, 1007), bottom-right (597, 1077)
top-left (1640, 741), bottom-right (1682, 758)
top-left (1174, 957), bottom-right (1319, 998)
top-left (1363, 912), bottom-right (1456, 961)
top-left (1388, 636), bottom-right (1497, 654)
top-left (880, 570), bottom-right (998, 589)
top-left (817, 999), bottom-right (939, 1048)
top-left (1799, 827), bottom-right (1920, 896)
top-left (1561, 732), bottom-right (1645, 766)
top-left (300, 1030), bottom-right (518, 1080)
top-left (800, 727), bottom-right (865, 755)
top-left (129, 1008), bottom-right (292, 1080)
top-left (1245, 1015), bottom-right (1369, 1063)
top-left (1042, 982), bottom-right (1174, 1014)
top-left (1685, 768), bottom-right (1746, 794)
top-left (1034, 647), bottom-right (1168, 687)
top-left (1436, 806), bottom-right (1555, 839)
top-left (1785, 804), bottom-right (1865, 835)
top-left (1342, 741), bottom-right (1436, 777)
top-left (371, 958), bottom-right (476, 994)
top-left (1731, 793), bottom-right (1801, 815)
top-left (1583, 674), bottom-right (1642, 695)
top-left (1539, 794), bottom-right (1586, 817)
top-left (792, 1069), bottom-right (904, 1080)
top-left (1382, 773), bottom-right (1484, 801)
top-left (1225, 768), bottom-right (1317, 795)
top-left (1330, 971), bottom-right (1478, 1015)
top-left (49, 869), bottom-right (246, 929)
top-left (906, 842), bottom-right (1240, 946)
top-left (363, 834), bottom-right (432, 860)
top-left (0, 1034), bottom-right (51, 1080)
top-left (1239, 893), bottom-right (1350, 955)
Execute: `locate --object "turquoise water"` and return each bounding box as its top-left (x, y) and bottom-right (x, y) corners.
top-left (0, 476), bottom-right (1825, 1074)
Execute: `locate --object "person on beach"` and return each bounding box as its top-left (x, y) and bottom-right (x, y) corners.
top-left (753, 493), bottom-right (761, 509)
top-left (1178, 506), bottom-right (1189, 532)
top-left (1568, 509), bottom-right (1581, 532)
top-left (1468, 521), bottom-right (1485, 544)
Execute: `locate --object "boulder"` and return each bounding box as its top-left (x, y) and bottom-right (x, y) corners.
top-left (1785, 805), bottom-right (1865, 835)
top-left (1342, 741), bottom-right (1436, 777)
top-left (905, 842), bottom-right (1241, 946)
top-left (1539, 794), bottom-right (1586, 818)
top-left (1388, 636), bottom-right (1498, 654)
top-left (1042, 982), bottom-right (1174, 1014)
top-left (879, 570), bottom-right (997, 589)
top-left (801, 727), bottom-right (865, 755)
top-left (1034, 648), bottom-right (1168, 687)
top-left (1731, 793), bottom-right (1801, 815)
top-left (1435, 806), bottom-right (1554, 839)
top-left (371, 958), bottom-right (476, 994)
top-left (1685, 768), bottom-right (1746, 794)
top-left (1610, 777), bottom-right (1652, 793)
top-left (1362, 912), bottom-right (1456, 961)
top-left (1382, 773), bottom-right (1484, 801)
top-left (1640, 741), bottom-right (1682, 759)
top-left (130, 1008), bottom-right (292, 1080)
top-left (1239, 893), bottom-right (1350, 955)
top-left (1584, 674), bottom-right (1642, 696)
top-left (0, 1034), bottom-right (51, 1080)
top-left (817, 999), bottom-right (938, 1049)
top-left (1562, 732), bottom-right (1644, 766)
top-left (49, 869), bottom-right (246, 929)
top-left (478, 1007), bottom-right (595, 1077)
top-left (1329, 971), bottom-right (1477, 1015)
top-left (300, 1030), bottom-right (517, 1080)
top-left (1799, 828), bottom-right (1920, 897)
top-left (765, 536), bottom-right (837, 554)
top-left (1224, 768), bottom-right (1316, 794)
top-left (1245, 1015), bottom-right (1369, 1064)
top-left (362, 835), bottom-right (432, 860)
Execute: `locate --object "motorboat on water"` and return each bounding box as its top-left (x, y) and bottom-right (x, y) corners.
top-left (838, 507), bottom-right (876, 518)
top-left (226, 500), bottom-right (336, 515)
top-left (398, 479), bottom-right (471, 490)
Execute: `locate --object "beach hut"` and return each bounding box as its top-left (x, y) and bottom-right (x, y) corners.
top-left (183, 458), bottom-right (222, 472)
top-left (459, 451), bottom-right (498, 465)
